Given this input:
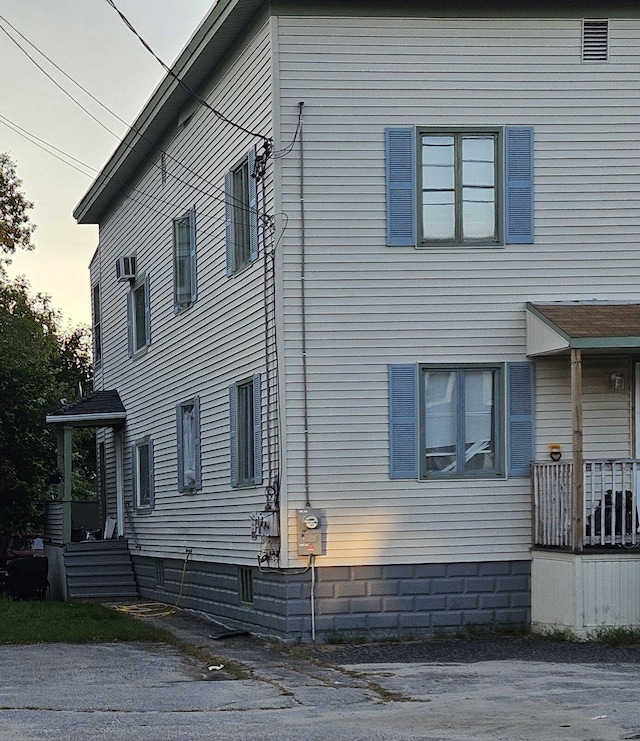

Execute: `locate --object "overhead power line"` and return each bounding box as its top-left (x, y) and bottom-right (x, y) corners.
top-left (0, 112), bottom-right (272, 248)
top-left (0, 13), bottom-right (254, 214)
top-left (104, 0), bottom-right (271, 144)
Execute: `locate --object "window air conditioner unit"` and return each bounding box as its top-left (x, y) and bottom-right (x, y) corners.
top-left (115, 255), bottom-right (137, 282)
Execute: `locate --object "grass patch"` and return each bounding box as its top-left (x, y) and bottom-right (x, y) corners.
top-left (0, 598), bottom-right (174, 645)
top-left (588, 626), bottom-right (640, 647)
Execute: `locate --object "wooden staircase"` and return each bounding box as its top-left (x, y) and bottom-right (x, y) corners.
top-left (64, 540), bottom-right (138, 601)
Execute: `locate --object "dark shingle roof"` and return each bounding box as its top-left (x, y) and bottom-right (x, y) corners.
top-left (46, 390), bottom-right (126, 427)
top-left (530, 302), bottom-right (640, 338)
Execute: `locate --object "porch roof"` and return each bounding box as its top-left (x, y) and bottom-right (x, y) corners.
top-left (46, 390), bottom-right (126, 427)
top-left (526, 302), bottom-right (640, 357)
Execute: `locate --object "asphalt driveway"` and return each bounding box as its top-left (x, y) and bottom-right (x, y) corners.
top-left (1, 611), bottom-right (639, 741)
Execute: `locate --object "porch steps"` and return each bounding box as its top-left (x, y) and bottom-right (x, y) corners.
top-left (64, 540), bottom-right (138, 601)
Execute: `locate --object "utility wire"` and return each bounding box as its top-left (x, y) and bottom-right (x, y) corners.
top-left (104, 0), bottom-right (271, 144)
top-left (0, 14), bottom-right (256, 216)
top-left (0, 113), bottom-right (268, 251)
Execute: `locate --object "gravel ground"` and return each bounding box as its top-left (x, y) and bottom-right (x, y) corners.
top-left (302, 634), bottom-right (640, 666)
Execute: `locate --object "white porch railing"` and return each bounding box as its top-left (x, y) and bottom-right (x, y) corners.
top-left (532, 460), bottom-right (640, 549)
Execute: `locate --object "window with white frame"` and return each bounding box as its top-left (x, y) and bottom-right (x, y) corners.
top-left (173, 209), bottom-right (196, 311)
top-left (229, 375), bottom-right (262, 487)
top-left (176, 397), bottom-right (201, 492)
top-left (132, 438), bottom-right (154, 510)
top-left (127, 273), bottom-right (150, 356)
top-left (92, 281), bottom-right (102, 364)
top-left (225, 148), bottom-right (258, 276)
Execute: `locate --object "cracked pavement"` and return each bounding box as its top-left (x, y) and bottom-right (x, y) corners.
top-left (1, 610), bottom-right (639, 740)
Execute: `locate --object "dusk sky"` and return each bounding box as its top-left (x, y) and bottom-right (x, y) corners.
top-left (1, 0), bottom-right (214, 327)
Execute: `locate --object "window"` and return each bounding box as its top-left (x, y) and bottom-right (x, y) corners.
top-left (389, 362), bottom-right (534, 480)
top-left (421, 132), bottom-right (499, 245)
top-left (422, 367), bottom-right (501, 477)
top-left (176, 397), bottom-right (201, 492)
top-left (229, 374), bottom-right (262, 487)
top-left (132, 438), bottom-right (154, 510)
top-left (127, 273), bottom-right (150, 356)
top-left (173, 209), bottom-right (197, 311)
top-left (92, 282), bottom-right (102, 364)
top-left (386, 127), bottom-right (534, 247)
top-left (225, 148), bottom-right (258, 275)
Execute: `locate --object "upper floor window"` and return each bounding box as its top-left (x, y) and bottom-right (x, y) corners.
top-left (176, 397), bottom-right (201, 492)
top-left (127, 273), bottom-right (150, 357)
top-left (92, 282), bottom-right (102, 365)
top-left (132, 437), bottom-right (154, 510)
top-left (421, 132), bottom-right (499, 245)
top-left (385, 126), bottom-right (534, 248)
top-left (173, 209), bottom-right (197, 312)
top-left (225, 147), bottom-right (259, 276)
top-left (229, 374), bottom-right (262, 487)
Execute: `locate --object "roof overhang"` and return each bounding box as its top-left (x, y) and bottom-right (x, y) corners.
top-left (526, 302), bottom-right (640, 357)
top-left (73, 0), bottom-right (267, 225)
top-left (46, 391), bottom-right (126, 428)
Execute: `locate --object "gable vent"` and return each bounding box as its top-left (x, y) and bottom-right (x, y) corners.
top-left (582, 19), bottom-right (609, 62)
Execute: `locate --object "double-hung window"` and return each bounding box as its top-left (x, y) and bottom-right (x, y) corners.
top-left (127, 273), bottom-right (150, 356)
top-left (173, 209), bottom-right (197, 311)
top-left (176, 397), bottom-right (201, 492)
top-left (422, 366), bottom-right (501, 476)
top-left (386, 126), bottom-right (534, 247)
top-left (421, 132), bottom-right (499, 245)
top-left (229, 375), bottom-right (262, 487)
top-left (225, 147), bottom-right (259, 276)
top-left (92, 282), bottom-right (102, 365)
top-left (132, 438), bottom-right (154, 510)
top-left (389, 362), bottom-right (535, 480)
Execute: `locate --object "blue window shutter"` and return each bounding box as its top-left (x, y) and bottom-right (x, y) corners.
top-left (507, 361), bottom-right (535, 476)
top-left (130, 443), bottom-right (136, 505)
top-left (144, 273), bottom-right (151, 346)
top-left (505, 127), bottom-right (534, 244)
top-left (253, 373), bottom-right (263, 485)
top-left (189, 208), bottom-right (197, 302)
top-left (389, 364), bottom-right (418, 479)
top-left (193, 396), bottom-right (202, 489)
top-left (224, 172), bottom-right (234, 276)
top-left (126, 292), bottom-right (133, 358)
top-left (229, 383), bottom-right (238, 487)
top-left (385, 128), bottom-right (416, 247)
top-left (248, 148), bottom-right (259, 262)
top-left (148, 440), bottom-right (155, 509)
top-left (176, 403), bottom-right (184, 492)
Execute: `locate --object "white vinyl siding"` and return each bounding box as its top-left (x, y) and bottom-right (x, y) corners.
top-left (92, 17), bottom-right (273, 562)
top-left (275, 15), bottom-right (640, 566)
top-left (91, 11), bottom-right (640, 571)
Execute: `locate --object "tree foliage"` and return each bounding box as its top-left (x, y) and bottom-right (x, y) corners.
top-left (0, 153), bottom-right (36, 255)
top-left (0, 154), bottom-right (93, 534)
top-left (0, 273), bottom-right (94, 533)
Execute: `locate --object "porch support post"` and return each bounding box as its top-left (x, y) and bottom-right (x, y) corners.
top-left (571, 348), bottom-right (584, 553)
top-left (61, 425), bottom-right (73, 545)
top-left (115, 429), bottom-right (125, 538)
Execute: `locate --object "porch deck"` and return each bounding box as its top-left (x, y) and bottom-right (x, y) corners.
top-left (533, 460), bottom-right (640, 549)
